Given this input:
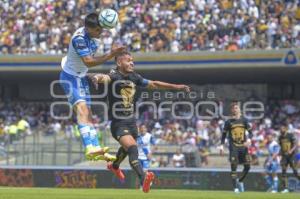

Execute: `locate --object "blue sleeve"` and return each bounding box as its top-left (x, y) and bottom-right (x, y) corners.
top-left (136, 74), bottom-right (150, 87)
top-left (140, 79), bottom-right (150, 87)
top-left (72, 36), bottom-right (91, 57)
top-left (150, 136), bottom-right (156, 145)
top-left (273, 145), bottom-right (280, 154)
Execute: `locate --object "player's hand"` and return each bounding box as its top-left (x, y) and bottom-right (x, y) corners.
top-left (88, 74), bottom-right (101, 90)
top-left (176, 84), bottom-right (190, 92)
top-left (219, 145), bottom-right (224, 156)
top-left (111, 45), bottom-right (126, 56)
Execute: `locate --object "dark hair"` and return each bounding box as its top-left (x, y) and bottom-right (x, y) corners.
top-left (114, 51), bottom-right (131, 63)
top-left (85, 13), bottom-right (100, 28)
top-left (230, 101), bottom-right (240, 108)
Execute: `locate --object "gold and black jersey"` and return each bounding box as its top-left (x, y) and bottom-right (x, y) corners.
top-left (107, 69), bottom-right (147, 123)
top-left (222, 117), bottom-right (252, 147)
top-left (278, 133), bottom-right (296, 155)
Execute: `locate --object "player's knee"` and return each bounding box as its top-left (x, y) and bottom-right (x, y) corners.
top-left (282, 166), bottom-right (287, 174)
top-left (231, 163), bottom-right (237, 171)
top-left (78, 105), bottom-right (89, 116)
top-left (231, 171), bottom-right (237, 179)
top-left (127, 145), bottom-right (138, 161)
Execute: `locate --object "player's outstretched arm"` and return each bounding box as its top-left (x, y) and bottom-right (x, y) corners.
top-left (87, 73), bottom-right (111, 90)
top-left (147, 80), bottom-right (190, 92)
top-left (81, 46), bottom-right (126, 67)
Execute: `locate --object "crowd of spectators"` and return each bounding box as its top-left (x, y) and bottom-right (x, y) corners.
top-left (0, 99), bottom-right (300, 167)
top-left (1, 0), bottom-right (300, 54)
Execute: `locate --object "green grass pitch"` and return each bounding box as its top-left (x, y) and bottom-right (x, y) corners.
top-left (0, 188), bottom-right (298, 199)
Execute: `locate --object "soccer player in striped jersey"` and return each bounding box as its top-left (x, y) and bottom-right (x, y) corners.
top-left (59, 13), bottom-right (124, 161)
top-left (137, 124), bottom-right (157, 170)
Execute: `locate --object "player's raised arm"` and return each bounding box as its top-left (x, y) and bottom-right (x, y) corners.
top-left (146, 80), bottom-right (190, 92)
top-left (81, 46), bottom-right (126, 68)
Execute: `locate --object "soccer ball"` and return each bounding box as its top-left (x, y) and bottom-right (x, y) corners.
top-left (98, 8), bottom-right (119, 29)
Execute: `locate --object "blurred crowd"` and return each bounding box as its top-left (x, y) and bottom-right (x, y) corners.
top-left (1, 0), bottom-right (300, 54)
top-left (0, 99), bottom-right (300, 167)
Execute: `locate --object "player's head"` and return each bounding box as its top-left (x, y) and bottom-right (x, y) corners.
top-left (175, 149), bottom-right (182, 155)
top-left (280, 122), bottom-right (288, 135)
top-left (140, 124), bottom-right (147, 135)
top-left (230, 102), bottom-right (241, 117)
top-left (85, 13), bottom-right (103, 38)
top-left (115, 51), bottom-right (134, 74)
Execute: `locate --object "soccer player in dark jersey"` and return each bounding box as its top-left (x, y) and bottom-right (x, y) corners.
top-left (89, 51), bottom-right (190, 193)
top-left (278, 123), bottom-right (300, 193)
top-left (219, 102), bottom-right (252, 193)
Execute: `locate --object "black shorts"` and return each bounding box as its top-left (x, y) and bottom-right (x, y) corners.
top-left (281, 154), bottom-right (296, 167)
top-left (229, 145), bottom-right (251, 165)
top-left (110, 120), bottom-right (138, 141)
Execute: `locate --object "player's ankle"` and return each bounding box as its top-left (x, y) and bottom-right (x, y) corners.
top-left (112, 163), bottom-right (119, 170)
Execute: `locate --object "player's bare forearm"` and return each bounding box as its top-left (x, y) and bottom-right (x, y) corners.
top-left (87, 73), bottom-right (111, 90)
top-left (289, 145), bottom-right (297, 154)
top-left (148, 80), bottom-right (190, 92)
top-left (82, 46), bottom-right (126, 67)
top-left (82, 54), bottom-right (114, 68)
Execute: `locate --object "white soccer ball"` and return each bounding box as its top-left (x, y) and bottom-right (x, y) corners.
top-left (98, 8), bottom-right (119, 29)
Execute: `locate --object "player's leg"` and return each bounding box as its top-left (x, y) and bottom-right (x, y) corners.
top-left (270, 162), bottom-right (279, 193)
top-left (110, 123), bottom-right (129, 169)
top-left (229, 146), bottom-right (239, 193)
top-left (263, 172), bottom-right (273, 192)
top-left (281, 162), bottom-right (289, 193)
top-left (230, 163), bottom-right (239, 193)
top-left (75, 101), bottom-right (114, 160)
top-left (238, 148), bottom-right (251, 192)
top-left (59, 72), bottom-right (112, 161)
top-left (107, 146), bottom-right (127, 180)
top-left (263, 159), bottom-right (273, 192)
top-left (271, 172), bottom-right (279, 193)
top-left (112, 146), bottom-right (128, 169)
top-left (119, 134), bottom-right (154, 193)
top-left (289, 157), bottom-right (300, 180)
top-left (59, 72), bottom-right (92, 152)
top-left (119, 135), bottom-right (145, 182)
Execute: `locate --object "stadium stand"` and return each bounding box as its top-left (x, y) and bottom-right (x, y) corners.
top-left (1, 0), bottom-right (300, 54)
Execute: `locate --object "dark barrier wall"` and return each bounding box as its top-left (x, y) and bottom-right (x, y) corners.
top-left (0, 167), bottom-right (299, 192)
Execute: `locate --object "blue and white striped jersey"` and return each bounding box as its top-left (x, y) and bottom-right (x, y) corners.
top-left (137, 132), bottom-right (156, 160)
top-left (61, 27), bottom-right (99, 77)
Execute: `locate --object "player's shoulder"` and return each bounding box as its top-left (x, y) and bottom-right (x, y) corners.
top-left (240, 116), bottom-right (249, 123)
top-left (287, 132), bottom-right (295, 138)
top-left (73, 27), bottom-right (86, 38)
top-left (108, 69), bottom-right (122, 80)
top-left (129, 72), bottom-right (143, 80)
top-left (71, 27), bottom-right (89, 43)
top-left (224, 118), bottom-right (232, 124)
